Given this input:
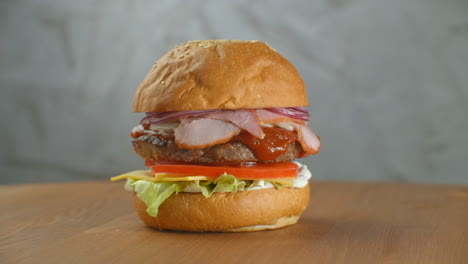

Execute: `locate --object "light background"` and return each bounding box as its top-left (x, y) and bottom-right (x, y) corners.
top-left (1, 0), bottom-right (467, 184)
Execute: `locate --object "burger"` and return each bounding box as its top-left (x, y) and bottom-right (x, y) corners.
top-left (111, 40), bottom-right (321, 232)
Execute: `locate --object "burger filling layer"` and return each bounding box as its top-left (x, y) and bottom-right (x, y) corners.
top-left (111, 162), bottom-right (311, 217)
top-left (132, 127), bottom-right (303, 164)
top-left (112, 108), bottom-right (320, 217)
top-left (130, 108), bottom-right (321, 164)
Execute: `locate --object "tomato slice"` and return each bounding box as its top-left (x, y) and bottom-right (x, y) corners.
top-left (145, 161), bottom-right (298, 180)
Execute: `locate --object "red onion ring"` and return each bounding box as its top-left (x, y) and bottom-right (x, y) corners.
top-left (264, 107), bottom-right (309, 121)
top-left (141, 107), bottom-right (309, 124)
top-left (141, 110), bottom-right (219, 124)
top-left (291, 107), bottom-right (308, 113)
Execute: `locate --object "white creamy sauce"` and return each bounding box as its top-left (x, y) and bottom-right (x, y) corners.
top-left (124, 179), bottom-right (134, 191)
top-left (132, 122), bottom-right (180, 134)
top-left (132, 124), bottom-right (149, 134)
top-left (275, 122), bottom-right (296, 131)
top-left (292, 161), bottom-right (312, 188)
top-left (150, 122), bottom-right (180, 130)
top-left (261, 122), bottom-right (296, 131)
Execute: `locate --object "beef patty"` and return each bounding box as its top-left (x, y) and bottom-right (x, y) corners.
top-left (132, 131), bottom-right (303, 164)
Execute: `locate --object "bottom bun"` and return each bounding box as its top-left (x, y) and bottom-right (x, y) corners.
top-left (133, 184), bottom-right (310, 232)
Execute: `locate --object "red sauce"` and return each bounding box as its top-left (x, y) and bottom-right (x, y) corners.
top-left (130, 131), bottom-right (145, 138)
top-left (233, 127), bottom-right (297, 161)
top-left (130, 123), bottom-right (151, 138)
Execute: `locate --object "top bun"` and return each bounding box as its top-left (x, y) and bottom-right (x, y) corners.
top-left (133, 40), bottom-right (308, 112)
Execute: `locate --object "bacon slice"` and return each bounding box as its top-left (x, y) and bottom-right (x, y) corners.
top-left (174, 118), bottom-right (241, 149)
top-left (291, 123), bottom-right (321, 155)
top-left (206, 109), bottom-right (264, 139)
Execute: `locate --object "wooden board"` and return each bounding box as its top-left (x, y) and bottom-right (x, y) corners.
top-left (1, 181), bottom-right (467, 263)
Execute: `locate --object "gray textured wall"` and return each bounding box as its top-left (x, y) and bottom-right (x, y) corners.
top-left (1, 0), bottom-right (467, 184)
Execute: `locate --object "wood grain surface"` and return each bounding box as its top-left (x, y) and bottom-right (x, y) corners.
top-left (1, 181), bottom-right (467, 264)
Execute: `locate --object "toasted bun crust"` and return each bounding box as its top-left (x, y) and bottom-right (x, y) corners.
top-left (133, 40), bottom-right (308, 112)
top-left (133, 184), bottom-right (310, 232)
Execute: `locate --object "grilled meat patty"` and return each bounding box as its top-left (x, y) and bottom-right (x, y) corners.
top-left (132, 130), bottom-right (303, 164)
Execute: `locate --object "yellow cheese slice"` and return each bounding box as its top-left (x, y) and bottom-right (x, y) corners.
top-left (110, 170), bottom-right (295, 186)
top-left (265, 178), bottom-right (295, 186)
top-left (110, 170), bottom-right (155, 182)
top-left (154, 173), bottom-right (210, 181)
top-left (110, 171), bottom-right (212, 182)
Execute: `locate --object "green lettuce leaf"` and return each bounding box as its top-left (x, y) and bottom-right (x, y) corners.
top-left (196, 174), bottom-right (248, 197)
top-left (128, 174), bottom-right (285, 217)
top-left (271, 181), bottom-right (285, 190)
top-left (130, 180), bottom-right (187, 217)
